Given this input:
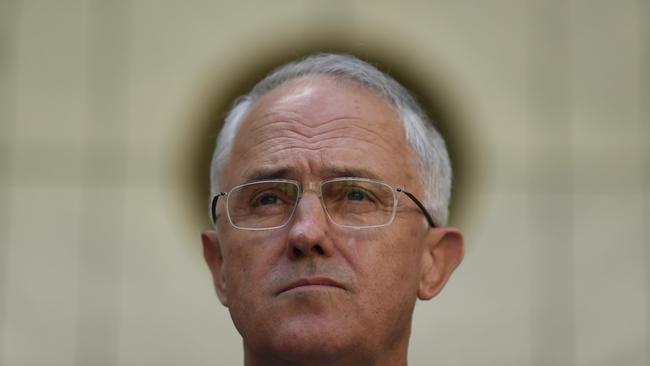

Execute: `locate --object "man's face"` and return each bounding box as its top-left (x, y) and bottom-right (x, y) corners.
top-left (202, 76), bottom-right (462, 364)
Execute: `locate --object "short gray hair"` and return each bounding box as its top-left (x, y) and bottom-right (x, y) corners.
top-left (210, 53), bottom-right (453, 226)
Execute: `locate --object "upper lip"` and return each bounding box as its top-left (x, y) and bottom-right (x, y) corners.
top-left (277, 277), bottom-right (346, 295)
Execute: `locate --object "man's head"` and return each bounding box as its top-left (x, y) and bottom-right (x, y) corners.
top-left (201, 54), bottom-right (464, 365)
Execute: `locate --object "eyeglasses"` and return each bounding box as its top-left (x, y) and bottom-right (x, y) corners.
top-left (210, 177), bottom-right (436, 230)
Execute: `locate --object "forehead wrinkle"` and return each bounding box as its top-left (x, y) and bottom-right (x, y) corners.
top-left (246, 114), bottom-right (404, 151)
top-left (249, 111), bottom-right (368, 139)
top-left (231, 122), bottom-right (415, 184)
top-left (248, 133), bottom-right (403, 160)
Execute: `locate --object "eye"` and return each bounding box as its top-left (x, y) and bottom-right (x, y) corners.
top-left (254, 193), bottom-right (280, 206)
top-left (346, 189), bottom-right (366, 201)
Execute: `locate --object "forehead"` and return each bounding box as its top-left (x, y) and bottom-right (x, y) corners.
top-left (223, 76), bottom-right (419, 189)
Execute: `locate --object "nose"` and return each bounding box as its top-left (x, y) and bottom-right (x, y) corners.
top-left (286, 192), bottom-right (333, 260)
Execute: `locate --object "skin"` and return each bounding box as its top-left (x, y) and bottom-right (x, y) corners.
top-left (201, 76), bottom-right (464, 366)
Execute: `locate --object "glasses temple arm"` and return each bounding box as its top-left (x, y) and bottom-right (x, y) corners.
top-left (396, 188), bottom-right (437, 228)
top-left (210, 193), bottom-right (226, 224)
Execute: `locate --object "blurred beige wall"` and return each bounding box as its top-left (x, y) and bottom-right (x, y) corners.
top-left (0, 0), bottom-right (648, 365)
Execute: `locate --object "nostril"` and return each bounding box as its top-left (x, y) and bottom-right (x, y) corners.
top-left (292, 247), bottom-right (303, 258)
top-left (311, 245), bottom-right (324, 255)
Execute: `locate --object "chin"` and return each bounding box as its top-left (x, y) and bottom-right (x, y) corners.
top-left (259, 317), bottom-right (361, 364)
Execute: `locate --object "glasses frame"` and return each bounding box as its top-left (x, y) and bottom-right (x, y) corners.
top-left (210, 177), bottom-right (437, 230)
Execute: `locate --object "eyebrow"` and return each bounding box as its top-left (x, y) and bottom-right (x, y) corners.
top-left (318, 166), bottom-right (383, 181)
top-left (242, 167), bottom-right (293, 182)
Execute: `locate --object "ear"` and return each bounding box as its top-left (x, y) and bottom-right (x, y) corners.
top-left (417, 227), bottom-right (464, 300)
top-left (201, 230), bottom-right (229, 307)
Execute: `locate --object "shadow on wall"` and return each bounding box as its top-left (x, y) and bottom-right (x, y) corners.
top-left (176, 34), bottom-right (479, 235)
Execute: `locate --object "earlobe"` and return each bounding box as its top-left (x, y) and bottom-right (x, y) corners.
top-left (201, 230), bottom-right (229, 306)
top-left (417, 227), bottom-right (464, 300)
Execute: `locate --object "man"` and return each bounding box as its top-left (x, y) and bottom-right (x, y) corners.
top-left (201, 53), bottom-right (464, 366)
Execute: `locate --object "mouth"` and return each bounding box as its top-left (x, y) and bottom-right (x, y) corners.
top-left (277, 277), bottom-right (346, 295)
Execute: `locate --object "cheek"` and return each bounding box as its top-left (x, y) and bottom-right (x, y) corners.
top-left (221, 234), bottom-right (282, 298)
top-left (339, 229), bottom-right (423, 335)
top-left (221, 247), bottom-right (253, 304)
top-left (342, 228), bottom-right (422, 290)
top-left (220, 236), bottom-right (283, 339)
